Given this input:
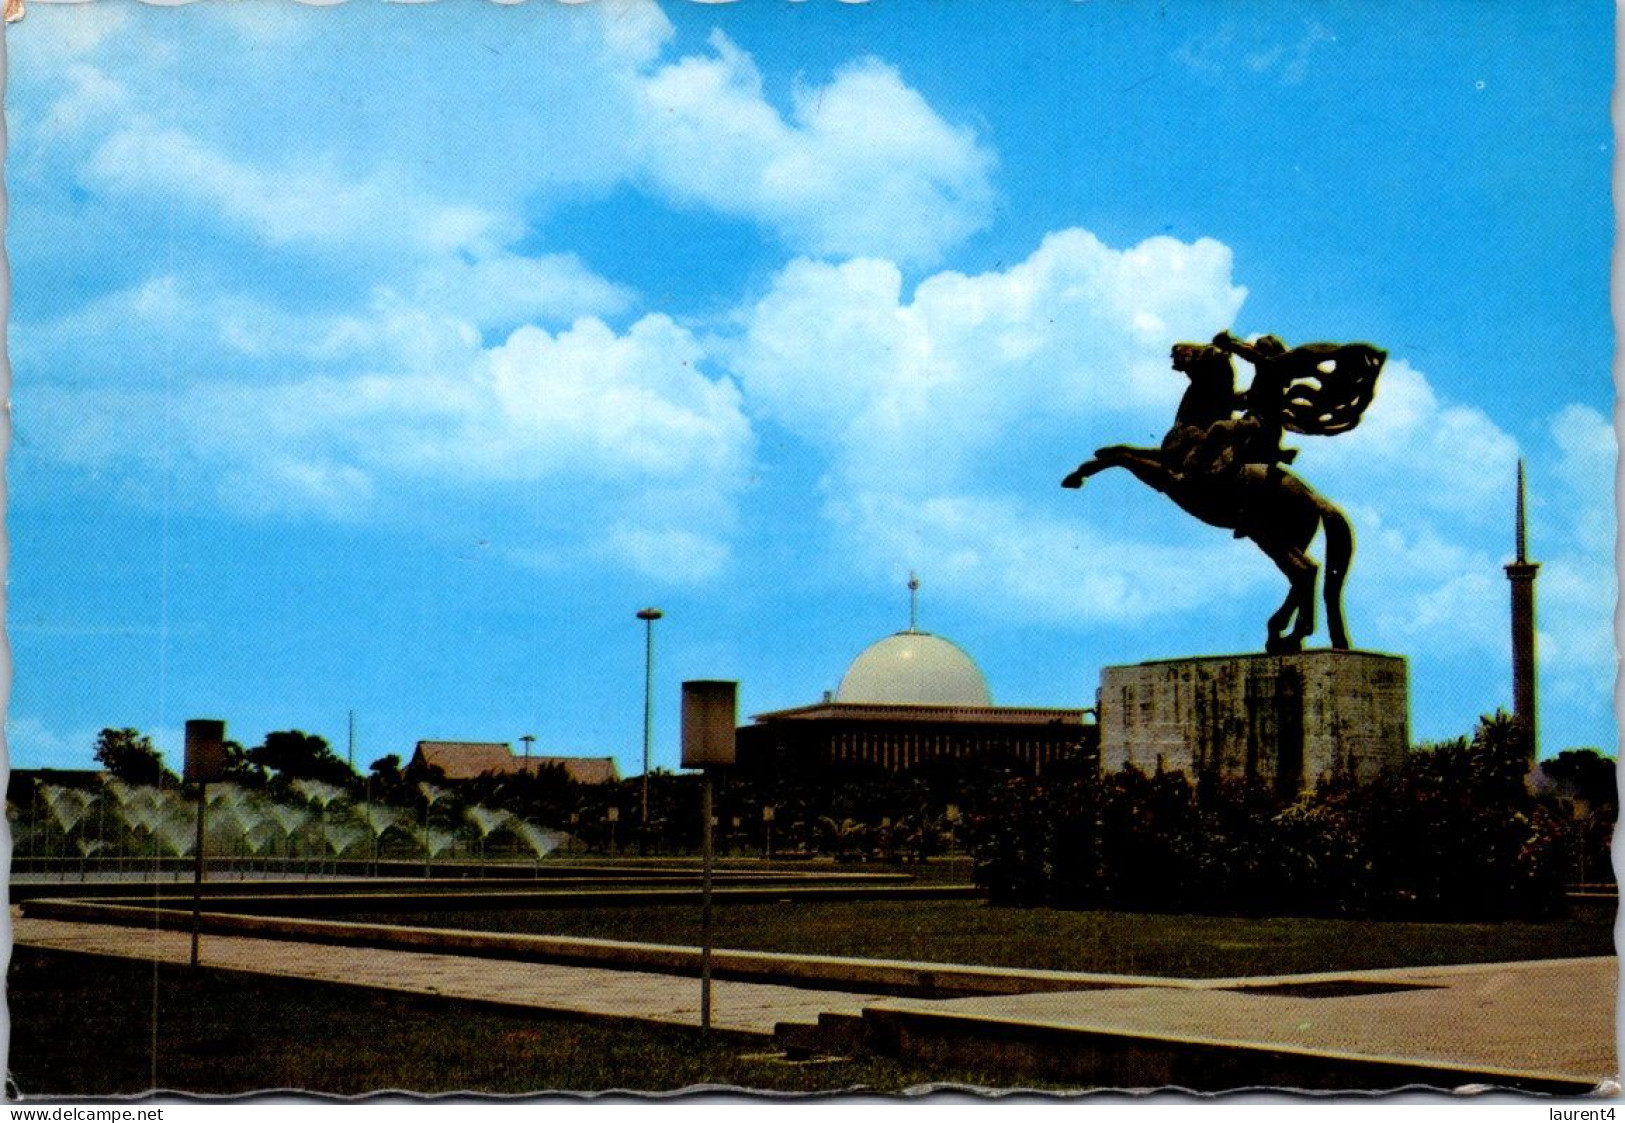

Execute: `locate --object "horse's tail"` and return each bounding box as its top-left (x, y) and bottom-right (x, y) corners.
top-left (1320, 503), bottom-right (1354, 648)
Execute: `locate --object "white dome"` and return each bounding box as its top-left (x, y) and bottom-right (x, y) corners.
top-left (835, 631), bottom-right (993, 707)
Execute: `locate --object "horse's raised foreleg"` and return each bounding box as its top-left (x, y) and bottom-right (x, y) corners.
top-left (1061, 460), bottom-right (1103, 488)
top-left (1062, 445), bottom-right (1158, 489)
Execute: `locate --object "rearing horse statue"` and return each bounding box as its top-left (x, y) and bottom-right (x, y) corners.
top-left (1062, 333), bottom-right (1386, 654)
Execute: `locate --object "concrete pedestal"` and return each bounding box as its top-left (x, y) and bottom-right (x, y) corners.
top-left (1098, 651), bottom-right (1409, 795)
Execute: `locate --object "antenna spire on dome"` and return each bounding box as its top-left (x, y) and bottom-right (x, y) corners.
top-left (907, 572), bottom-right (920, 632)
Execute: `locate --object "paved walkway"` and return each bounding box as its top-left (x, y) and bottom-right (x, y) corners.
top-left (14, 911), bottom-right (1616, 1089)
top-left (12, 913), bottom-right (883, 1037)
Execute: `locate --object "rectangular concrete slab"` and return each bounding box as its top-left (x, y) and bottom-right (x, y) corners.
top-left (868, 956), bottom-right (1617, 1090)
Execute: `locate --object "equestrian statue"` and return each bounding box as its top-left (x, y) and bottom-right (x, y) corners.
top-left (1062, 330), bottom-right (1387, 654)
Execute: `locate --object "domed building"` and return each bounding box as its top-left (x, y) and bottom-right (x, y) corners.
top-left (835, 631), bottom-right (994, 708)
top-left (736, 578), bottom-right (1095, 780)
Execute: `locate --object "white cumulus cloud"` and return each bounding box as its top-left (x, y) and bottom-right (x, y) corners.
top-left (35, 7), bottom-right (995, 273)
top-left (23, 309), bottom-right (755, 584)
top-left (631, 31), bottom-right (997, 264)
top-left (85, 123), bottom-right (515, 258)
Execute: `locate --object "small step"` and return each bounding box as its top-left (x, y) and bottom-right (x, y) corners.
top-left (773, 1020), bottom-right (828, 1060)
top-left (773, 1013), bottom-right (869, 1061)
top-left (814, 1012), bottom-right (867, 1055)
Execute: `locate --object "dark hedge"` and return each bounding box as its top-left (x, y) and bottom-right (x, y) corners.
top-left (965, 713), bottom-right (1596, 921)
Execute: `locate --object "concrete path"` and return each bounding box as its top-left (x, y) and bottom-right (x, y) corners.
top-left (14, 911), bottom-right (1616, 1091)
top-left (12, 913), bottom-right (883, 1037)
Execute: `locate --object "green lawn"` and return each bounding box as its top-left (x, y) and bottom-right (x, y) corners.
top-left (6, 948), bottom-right (1020, 1098)
top-left (343, 897), bottom-right (1616, 978)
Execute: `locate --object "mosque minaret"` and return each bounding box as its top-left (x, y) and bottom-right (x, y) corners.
top-left (1505, 460), bottom-right (1541, 761)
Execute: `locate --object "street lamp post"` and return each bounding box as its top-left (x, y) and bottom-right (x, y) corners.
top-left (519, 734), bottom-right (536, 842)
top-left (183, 719), bottom-right (228, 970)
top-left (681, 680), bottom-right (738, 1036)
top-left (636, 607), bottom-right (663, 855)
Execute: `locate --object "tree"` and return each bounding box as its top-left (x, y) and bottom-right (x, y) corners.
top-left (93, 728), bottom-right (175, 786)
top-left (1537, 748), bottom-right (1618, 887)
top-left (366, 753), bottom-right (413, 805)
top-left (1467, 710), bottom-right (1537, 805)
top-left (220, 740), bottom-right (267, 787)
top-left (1540, 749), bottom-right (1618, 810)
top-left (247, 730), bottom-right (356, 786)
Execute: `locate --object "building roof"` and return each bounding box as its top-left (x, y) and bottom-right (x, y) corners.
top-left (753, 701), bottom-right (1086, 726)
top-left (542, 756), bottom-right (621, 785)
top-left (414, 741), bottom-right (513, 779)
top-left (835, 630), bottom-right (994, 707)
top-left (411, 741), bottom-right (620, 784)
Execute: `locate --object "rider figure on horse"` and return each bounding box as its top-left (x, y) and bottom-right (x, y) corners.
top-left (1064, 334), bottom-right (1296, 500)
top-left (1174, 335), bottom-right (1296, 489)
top-left (1161, 333), bottom-right (1298, 533)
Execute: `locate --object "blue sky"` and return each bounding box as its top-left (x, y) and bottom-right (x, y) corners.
top-left (5, 0), bottom-right (1615, 777)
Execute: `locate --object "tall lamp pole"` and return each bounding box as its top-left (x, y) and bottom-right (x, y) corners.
top-left (520, 734), bottom-right (535, 772)
top-left (681, 679), bottom-right (738, 1036)
top-left (183, 719), bottom-right (227, 970)
top-left (636, 607), bottom-right (663, 855)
